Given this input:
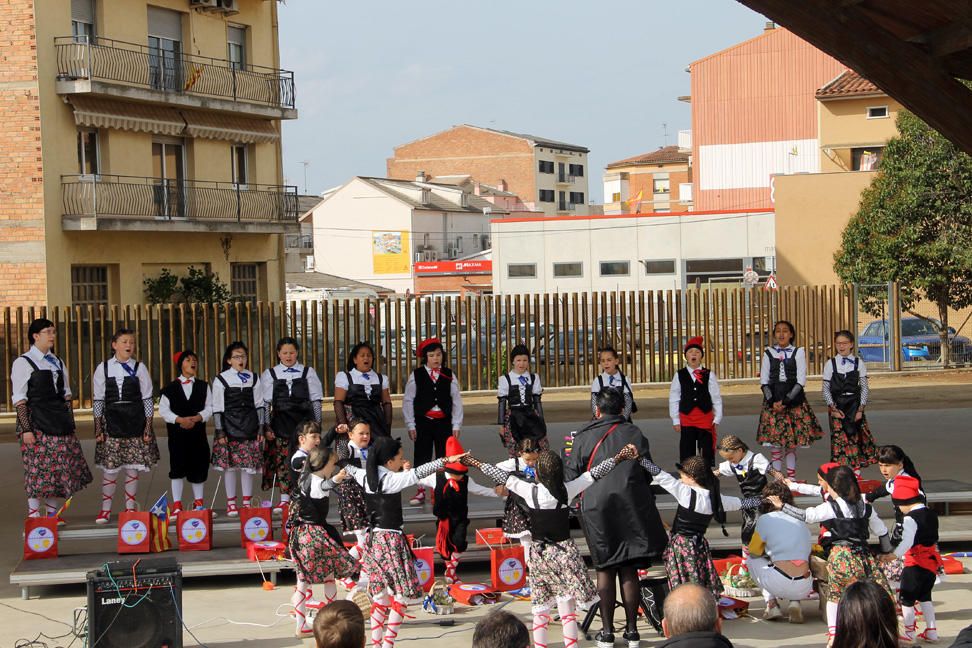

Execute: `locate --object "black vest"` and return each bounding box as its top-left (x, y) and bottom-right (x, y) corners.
top-left (828, 499), bottom-right (871, 547)
top-left (269, 366), bottom-right (313, 446)
top-left (765, 348), bottom-right (806, 405)
top-left (295, 482), bottom-right (331, 526)
top-left (104, 360), bottom-right (145, 438)
top-left (730, 454), bottom-right (768, 499)
top-left (413, 367), bottom-right (454, 419)
top-left (677, 367), bottom-right (713, 414)
top-left (528, 485), bottom-right (571, 544)
top-left (21, 355), bottom-right (73, 435)
top-left (505, 373), bottom-right (538, 408)
top-left (671, 490), bottom-right (713, 538)
top-left (216, 373), bottom-right (260, 440)
top-left (829, 358), bottom-right (861, 418)
top-left (906, 507), bottom-right (939, 548)
top-left (161, 378), bottom-right (208, 437)
top-left (433, 471), bottom-right (468, 521)
top-left (365, 476), bottom-right (404, 530)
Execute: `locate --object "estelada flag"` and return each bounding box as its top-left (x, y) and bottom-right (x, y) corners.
top-left (149, 493), bottom-right (172, 552)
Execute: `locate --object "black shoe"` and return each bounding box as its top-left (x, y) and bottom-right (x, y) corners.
top-left (594, 629), bottom-right (615, 648)
top-left (622, 629), bottom-right (641, 648)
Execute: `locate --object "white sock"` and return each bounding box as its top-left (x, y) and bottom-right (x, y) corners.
top-left (124, 469), bottom-right (139, 511)
top-left (558, 598), bottom-right (579, 648)
top-left (240, 472), bottom-right (254, 499)
top-left (27, 498), bottom-right (41, 517)
top-left (293, 579), bottom-right (309, 632)
top-left (919, 601), bottom-right (937, 636)
top-left (785, 449), bottom-right (797, 477)
top-left (101, 470), bottom-right (119, 512)
top-left (532, 607), bottom-right (551, 648)
top-left (903, 605), bottom-right (916, 638)
top-left (520, 534), bottom-right (533, 555)
top-left (224, 469), bottom-right (238, 503)
top-left (171, 478), bottom-right (184, 504)
top-left (826, 601), bottom-right (839, 638)
top-left (191, 481), bottom-right (205, 500)
top-left (322, 578), bottom-right (337, 606)
top-left (764, 592), bottom-right (776, 605)
top-left (770, 447), bottom-right (783, 472)
top-left (371, 592), bottom-right (391, 647)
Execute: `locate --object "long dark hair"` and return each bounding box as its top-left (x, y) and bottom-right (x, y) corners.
top-left (365, 435), bottom-right (401, 492)
top-left (877, 445), bottom-right (921, 488)
top-left (222, 341), bottom-right (249, 371)
top-left (680, 455), bottom-right (728, 534)
top-left (347, 341), bottom-right (376, 372)
top-left (828, 465), bottom-right (862, 504)
top-left (536, 450), bottom-right (568, 506)
top-left (299, 446), bottom-right (336, 496)
top-left (832, 580), bottom-right (899, 648)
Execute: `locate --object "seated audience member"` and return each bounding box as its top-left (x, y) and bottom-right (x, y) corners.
top-left (472, 610), bottom-right (530, 648)
top-left (314, 600), bottom-right (366, 648)
top-left (831, 580), bottom-right (898, 648)
top-left (659, 583), bottom-right (734, 648)
top-left (951, 624), bottom-right (972, 648)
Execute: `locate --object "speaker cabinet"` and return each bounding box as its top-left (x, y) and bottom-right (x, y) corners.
top-left (86, 558), bottom-right (182, 648)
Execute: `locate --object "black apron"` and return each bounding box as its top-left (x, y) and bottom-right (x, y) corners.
top-left (730, 454), bottom-right (767, 544)
top-left (344, 371), bottom-right (389, 437)
top-left (216, 374), bottom-right (260, 440)
top-left (104, 361), bottom-right (145, 438)
top-left (21, 355), bottom-right (73, 435)
top-left (505, 373), bottom-right (546, 442)
top-left (269, 366), bottom-right (313, 451)
top-left (829, 358), bottom-right (862, 439)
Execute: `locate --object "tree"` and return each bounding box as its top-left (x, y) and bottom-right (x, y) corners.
top-left (142, 266), bottom-right (233, 305)
top-left (834, 110), bottom-right (972, 366)
top-left (143, 268), bottom-right (179, 304)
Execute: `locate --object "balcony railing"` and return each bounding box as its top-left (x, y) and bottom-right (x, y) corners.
top-left (55, 36), bottom-right (295, 110)
top-left (62, 175), bottom-right (299, 224)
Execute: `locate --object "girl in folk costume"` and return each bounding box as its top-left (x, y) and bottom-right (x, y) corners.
top-left (159, 350), bottom-right (212, 516)
top-left (402, 337), bottom-right (463, 506)
top-left (884, 475), bottom-right (942, 644)
top-left (785, 462), bottom-right (842, 555)
top-left (335, 341), bottom-right (392, 438)
top-left (210, 341), bottom-right (265, 517)
top-left (768, 465), bottom-right (894, 645)
top-left (496, 437), bottom-right (541, 554)
top-left (335, 421), bottom-right (373, 591)
top-left (590, 346), bottom-right (636, 421)
top-left (497, 344), bottom-right (547, 457)
top-left (669, 337), bottom-right (723, 468)
top-left (288, 446), bottom-right (359, 638)
top-left (639, 455), bottom-right (763, 597)
top-left (823, 330), bottom-right (878, 474)
top-left (715, 435), bottom-right (770, 574)
top-left (757, 320), bottom-right (823, 478)
top-left (466, 445), bottom-right (638, 648)
top-left (92, 328), bottom-right (159, 524)
top-left (343, 436), bottom-right (467, 648)
top-left (416, 437), bottom-right (499, 583)
top-left (12, 318), bottom-right (92, 521)
top-left (261, 336), bottom-right (324, 516)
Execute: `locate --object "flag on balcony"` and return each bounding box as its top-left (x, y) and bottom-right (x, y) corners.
top-left (626, 190), bottom-right (644, 212)
top-left (184, 66), bottom-right (204, 91)
top-left (149, 494), bottom-right (172, 552)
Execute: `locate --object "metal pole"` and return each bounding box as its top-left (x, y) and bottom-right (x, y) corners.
top-left (889, 281), bottom-right (902, 371)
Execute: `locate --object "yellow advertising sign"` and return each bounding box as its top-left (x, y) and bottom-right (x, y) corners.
top-left (372, 231), bottom-right (410, 274)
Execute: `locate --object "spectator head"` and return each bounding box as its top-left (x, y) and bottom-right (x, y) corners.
top-left (594, 387), bottom-right (625, 417)
top-left (831, 580), bottom-right (898, 648)
top-left (472, 609), bottom-right (530, 648)
top-left (760, 479), bottom-right (794, 514)
top-left (662, 583), bottom-right (720, 638)
top-left (313, 600), bottom-right (365, 648)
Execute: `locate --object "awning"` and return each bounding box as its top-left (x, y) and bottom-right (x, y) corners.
top-left (69, 96), bottom-right (185, 136)
top-left (182, 110), bottom-right (279, 144)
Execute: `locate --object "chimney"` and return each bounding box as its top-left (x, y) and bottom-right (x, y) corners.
top-left (764, 21), bottom-right (776, 32)
top-left (497, 179), bottom-right (508, 192)
top-left (416, 170), bottom-right (426, 183)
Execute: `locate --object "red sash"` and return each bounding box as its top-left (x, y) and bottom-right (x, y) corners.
top-left (905, 544), bottom-right (944, 572)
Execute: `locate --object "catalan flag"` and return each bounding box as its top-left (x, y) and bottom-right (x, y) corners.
top-left (626, 190), bottom-right (644, 212)
top-left (149, 494), bottom-right (172, 552)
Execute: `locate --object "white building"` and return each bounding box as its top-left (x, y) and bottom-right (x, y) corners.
top-left (490, 209), bottom-right (775, 294)
top-left (309, 177), bottom-right (507, 293)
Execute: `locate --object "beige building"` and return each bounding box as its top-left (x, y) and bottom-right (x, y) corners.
top-left (0, 0), bottom-right (298, 307)
top-left (775, 70), bottom-right (901, 285)
top-left (602, 145), bottom-right (693, 215)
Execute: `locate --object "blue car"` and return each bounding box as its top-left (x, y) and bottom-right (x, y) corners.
top-left (858, 317), bottom-right (971, 363)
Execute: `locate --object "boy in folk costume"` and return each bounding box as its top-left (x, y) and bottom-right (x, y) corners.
top-left (12, 318), bottom-right (92, 522)
top-left (92, 328), bottom-right (159, 524)
top-left (402, 337), bottom-right (463, 506)
top-left (159, 350), bottom-right (212, 515)
top-left (416, 437), bottom-right (499, 583)
top-left (497, 344), bottom-right (547, 457)
top-left (669, 336), bottom-right (723, 468)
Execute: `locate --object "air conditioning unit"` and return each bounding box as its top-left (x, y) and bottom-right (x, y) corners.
top-left (190, 0), bottom-right (238, 14)
top-left (421, 250), bottom-right (439, 262)
top-left (190, 0), bottom-right (218, 7)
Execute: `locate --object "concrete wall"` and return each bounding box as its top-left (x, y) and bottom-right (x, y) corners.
top-left (818, 96), bottom-right (902, 172)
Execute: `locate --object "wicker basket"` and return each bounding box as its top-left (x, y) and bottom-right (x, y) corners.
top-left (721, 563), bottom-right (761, 599)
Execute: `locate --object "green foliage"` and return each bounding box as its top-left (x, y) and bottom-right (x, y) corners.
top-left (143, 268), bottom-right (179, 304)
top-left (142, 266), bottom-right (233, 304)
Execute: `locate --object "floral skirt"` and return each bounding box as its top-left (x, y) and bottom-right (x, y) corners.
top-left (829, 414), bottom-right (878, 471)
top-left (95, 436), bottom-right (160, 472)
top-left (502, 495), bottom-right (531, 539)
top-left (880, 555), bottom-right (904, 585)
top-left (757, 401), bottom-right (823, 448)
top-left (21, 432), bottom-right (92, 498)
top-left (337, 479), bottom-right (369, 533)
top-left (262, 436), bottom-right (293, 494)
top-left (290, 523), bottom-right (358, 584)
top-left (528, 539), bottom-right (599, 613)
top-left (663, 532), bottom-right (723, 597)
top-left (827, 544), bottom-right (891, 602)
top-left (211, 438), bottom-right (262, 474)
top-left (363, 530), bottom-right (422, 600)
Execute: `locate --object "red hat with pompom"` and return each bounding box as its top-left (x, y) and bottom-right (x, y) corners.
top-left (817, 462), bottom-right (840, 478)
top-left (891, 475), bottom-right (923, 505)
top-left (443, 436), bottom-right (467, 474)
top-left (173, 349), bottom-right (195, 368)
top-left (416, 337), bottom-right (442, 360)
top-left (684, 336), bottom-right (705, 355)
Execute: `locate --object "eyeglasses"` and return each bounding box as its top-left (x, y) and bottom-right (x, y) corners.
top-left (230, 354), bottom-right (248, 360)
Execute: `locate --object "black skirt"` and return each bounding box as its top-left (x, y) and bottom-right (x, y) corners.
top-left (167, 424), bottom-right (211, 483)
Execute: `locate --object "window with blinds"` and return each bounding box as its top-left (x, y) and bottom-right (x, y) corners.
top-left (231, 263), bottom-right (259, 301)
top-left (71, 265), bottom-right (109, 306)
top-left (72, 0), bottom-right (95, 42)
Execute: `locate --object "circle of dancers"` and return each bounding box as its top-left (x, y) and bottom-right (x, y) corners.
top-left (12, 319), bottom-right (942, 646)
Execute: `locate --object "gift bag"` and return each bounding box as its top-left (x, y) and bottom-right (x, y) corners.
top-left (178, 509), bottom-right (213, 552)
top-left (717, 595), bottom-right (750, 620)
top-left (449, 582), bottom-right (499, 605)
top-left (490, 544), bottom-right (527, 592)
top-left (117, 511), bottom-right (154, 554)
top-left (475, 528), bottom-right (505, 545)
top-left (239, 507), bottom-right (272, 547)
top-left (24, 517), bottom-right (58, 560)
top-left (413, 546), bottom-right (435, 593)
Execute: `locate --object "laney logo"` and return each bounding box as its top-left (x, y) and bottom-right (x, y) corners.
top-left (101, 597), bottom-right (124, 605)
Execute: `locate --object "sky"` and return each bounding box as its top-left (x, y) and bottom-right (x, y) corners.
top-left (278, 0), bottom-right (768, 202)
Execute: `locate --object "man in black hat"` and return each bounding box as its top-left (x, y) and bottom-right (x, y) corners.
top-left (564, 388), bottom-right (668, 648)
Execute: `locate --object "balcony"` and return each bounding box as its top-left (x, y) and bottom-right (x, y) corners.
top-left (55, 37), bottom-right (297, 120)
top-left (62, 175), bottom-right (300, 233)
top-left (556, 174), bottom-right (577, 184)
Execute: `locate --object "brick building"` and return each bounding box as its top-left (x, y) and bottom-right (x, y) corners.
top-left (387, 124), bottom-right (590, 216)
top-left (602, 145), bottom-right (693, 215)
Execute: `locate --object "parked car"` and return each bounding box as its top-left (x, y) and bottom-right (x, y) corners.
top-left (858, 317), bottom-right (972, 363)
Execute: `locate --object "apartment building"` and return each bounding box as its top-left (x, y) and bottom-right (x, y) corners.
top-left (603, 145), bottom-right (693, 215)
top-left (0, 0), bottom-right (298, 307)
top-left (387, 124), bottom-right (590, 216)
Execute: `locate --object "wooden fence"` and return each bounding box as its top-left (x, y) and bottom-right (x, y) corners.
top-left (0, 285), bottom-right (856, 411)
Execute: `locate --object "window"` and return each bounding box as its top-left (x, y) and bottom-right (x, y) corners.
top-left (71, 265), bottom-right (108, 306)
top-left (653, 177), bottom-right (671, 194)
top-left (553, 262), bottom-right (583, 278)
top-left (77, 129), bottom-right (99, 175)
top-left (227, 25), bottom-right (246, 70)
top-left (558, 162), bottom-right (566, 182)
top-left (642, 259), bottom-right (676, 275)
top-left (71, 0), bottom-right (95, 42)
top-left (867, 106), bottom-right (888, 119)
top-left (148, 7), bottom-right (183, 91)
top-left (538, 189), bottom-right (555, 202)
top-left (231, 143), bottom-right (248, 185)
top-left (599, 261), bottom-right (630, 276)
top-left (852, 147), bottom-right (884, 171)
top-left (538, 160), bottom-right (554, 174)
top-left (685, 257), bottom-right (744, 286)
top-left (152, 139), bottom-right (185, 218)
top-left (611, 192), bottom-right (621, 202)
top-left (568, 163), bottom-right (584, 177)
top-left (507, 263), bottom-right (536, 278)
top-left (231, 263), bottom-right (260, 301)
top-left (558, 191), bottom-right (567, 211)
top-left (569, 192), bottom-right (585, 205)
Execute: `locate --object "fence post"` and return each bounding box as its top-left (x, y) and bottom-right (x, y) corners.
top-left (888, 281), bottom-right (902, 371)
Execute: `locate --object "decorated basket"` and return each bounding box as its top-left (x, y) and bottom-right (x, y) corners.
top-left (721, 562), bottom-right (760, 598)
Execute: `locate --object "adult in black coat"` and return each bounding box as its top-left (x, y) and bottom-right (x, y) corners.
top-left (564, 388), bottom-right (668, 647)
